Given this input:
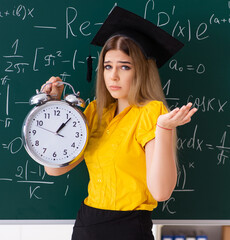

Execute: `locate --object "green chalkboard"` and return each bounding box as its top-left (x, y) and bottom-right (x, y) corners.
top-left (0, 0), bottom-right (229, 222)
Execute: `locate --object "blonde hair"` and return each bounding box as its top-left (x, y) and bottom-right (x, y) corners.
top-left (96, 35), bottom-right (168, 118)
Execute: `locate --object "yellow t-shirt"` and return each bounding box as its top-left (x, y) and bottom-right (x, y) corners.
top-left (83, 100), bottom-right (168, 211)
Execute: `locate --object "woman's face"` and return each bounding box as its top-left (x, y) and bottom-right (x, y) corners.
top-left (103, 50), bottom-right (135, 103)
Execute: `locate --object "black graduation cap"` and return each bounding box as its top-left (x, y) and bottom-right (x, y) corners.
top-left (87, 6), bottom-right (184, 81)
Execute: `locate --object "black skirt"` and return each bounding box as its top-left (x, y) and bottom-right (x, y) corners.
top-left (71, 202), bottom-right (154, 240)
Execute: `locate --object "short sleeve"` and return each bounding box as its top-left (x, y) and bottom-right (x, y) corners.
top-left (83, 100), bottom-right (98, 132)
top-left (135, 101), bottom-right (168, 147)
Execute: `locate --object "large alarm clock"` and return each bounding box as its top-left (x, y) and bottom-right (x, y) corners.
top-left (22, 82), bottom-right (89, 168)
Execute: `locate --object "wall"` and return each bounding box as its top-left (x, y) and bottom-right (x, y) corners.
top-left (0, 225), bottom-right (158, 239)
top-left (0, 225), bottom-right (73, 240)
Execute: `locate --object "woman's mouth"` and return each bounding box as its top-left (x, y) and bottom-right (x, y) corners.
top-left (109, 86), bottom-right (121, 91)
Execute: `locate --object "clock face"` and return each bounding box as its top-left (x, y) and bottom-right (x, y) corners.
top-left (22, 101), bottom-right (88, 167)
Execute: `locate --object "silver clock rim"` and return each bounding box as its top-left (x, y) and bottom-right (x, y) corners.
top-left (22, 100), bottom-right (89, 168)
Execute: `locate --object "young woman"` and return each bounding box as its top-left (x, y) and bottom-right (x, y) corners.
top-left (42, 7), bottom-right (197, 240)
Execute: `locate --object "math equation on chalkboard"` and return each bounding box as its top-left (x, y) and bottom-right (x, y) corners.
top-left (0, 0), bottom-right (229, 221)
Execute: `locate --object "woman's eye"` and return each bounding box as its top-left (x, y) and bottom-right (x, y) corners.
top-left (121, 65), bottom-right (131, 70)
top-left (104, 65), bottom-right (112, 70)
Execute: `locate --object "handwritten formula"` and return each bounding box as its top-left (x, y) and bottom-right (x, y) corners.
top-left (0, 0), bottom-right (229, 221)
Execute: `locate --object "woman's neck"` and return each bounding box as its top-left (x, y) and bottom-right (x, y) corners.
top-left (115, 99), bottom-right (130, 116)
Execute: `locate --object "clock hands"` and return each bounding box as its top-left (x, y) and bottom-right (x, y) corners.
top-left (35, 118), bottom-right (72, 138)
top-left (37, 126), bottom-right (64, 137)
top-left (56, 118), bottom-right (71, 134)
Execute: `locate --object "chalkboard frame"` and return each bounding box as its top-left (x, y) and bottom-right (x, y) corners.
top-left (0, 0), bottom-right (229, 223)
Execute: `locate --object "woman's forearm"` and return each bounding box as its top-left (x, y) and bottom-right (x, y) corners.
top-left (146, 103), bottom-right (197, 201)
top-left (45, 156), bottom-right (84, 176)
top-left (145, 127), bottom-right (177, 202)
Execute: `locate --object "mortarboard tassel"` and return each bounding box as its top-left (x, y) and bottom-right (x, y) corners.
top-left (87, 55), bottom-right (93, 82)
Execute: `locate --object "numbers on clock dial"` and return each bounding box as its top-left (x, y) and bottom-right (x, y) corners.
top-left (54, 109), bottom-right (60, 116)
top-left (36, 120), bottom-right (43, 126)
top-left (25, 102), bottom-right (88, 166)
top-left (44, 113), bottom-right (50, 119)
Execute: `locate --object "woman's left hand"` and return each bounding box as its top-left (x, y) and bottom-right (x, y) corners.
top-left (157, 102), bottom-right (197, 129)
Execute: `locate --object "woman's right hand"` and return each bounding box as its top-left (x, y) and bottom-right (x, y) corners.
top-left (41, 76), bottom-right (64, 100)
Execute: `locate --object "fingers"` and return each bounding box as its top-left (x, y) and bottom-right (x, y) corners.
top-left (157, 103), bottom-right (197, 129)
top-left (171, 103), bottom-right (197, 126)
top-left (41, 76), bottom-right (62, 93)
top-left (41, 76), bottom-right (64, 100)
top-left (168, 103), bottom-right (191, 119)
top-left (176, 103), bottom-right (193, 119)
top-left (180, 107), bottom-right (197, 125)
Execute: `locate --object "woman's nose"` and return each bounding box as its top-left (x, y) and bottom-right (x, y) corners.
top-left (111, 68), bottom-right (119, 81)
